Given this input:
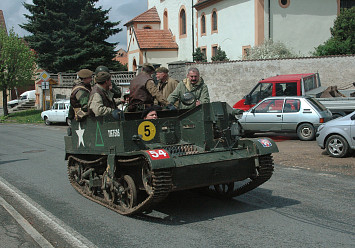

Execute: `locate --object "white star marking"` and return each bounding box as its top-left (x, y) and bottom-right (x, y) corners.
top-left (76, 123), bottom-right (85, 147)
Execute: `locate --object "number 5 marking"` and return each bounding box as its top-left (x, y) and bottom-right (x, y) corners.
top-left (138, 121), bottom-right (156, 141)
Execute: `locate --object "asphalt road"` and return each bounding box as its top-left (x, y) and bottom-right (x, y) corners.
top-left (0, 123), bottom-right (354, 248)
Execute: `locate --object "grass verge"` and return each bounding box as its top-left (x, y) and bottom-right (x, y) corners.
top-left (0, 109), bottom-right (43, 124)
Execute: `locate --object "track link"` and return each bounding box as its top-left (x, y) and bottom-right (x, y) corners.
top-left (67, 155), bottom-right (172, 216)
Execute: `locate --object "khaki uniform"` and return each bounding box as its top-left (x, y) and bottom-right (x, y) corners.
top-left (68, 81), bottom-right (91, 120)
top-left (88, 84), bottom-right (116, 117)
top-left (154, 76), bottom-right (179, 106)
top-left (167, 77), bottom-right (210, 110)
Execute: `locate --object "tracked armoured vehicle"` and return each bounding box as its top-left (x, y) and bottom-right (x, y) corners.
top-left (65, 102), bottom-right (278, 215)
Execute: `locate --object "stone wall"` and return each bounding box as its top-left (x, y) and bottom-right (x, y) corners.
top-left (168, 55), bottom-right (355, 107)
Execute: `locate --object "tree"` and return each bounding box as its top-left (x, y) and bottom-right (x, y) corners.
top-left (0, 28), bottom-right (36, 116)
top-left (313, 7), bottom-right (355, 56)
top-left (193, 47), bottom-right (207, 62)
top-left (211, 46), bottom-right (229, 61)
top-left (21, 0), bottom-right (123, 73)
top-left (244, 39), bottom-right (297, 60)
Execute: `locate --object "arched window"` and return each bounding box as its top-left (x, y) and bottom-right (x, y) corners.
top-left (163, 10), bottom-right (168, 30)
top-left (143, 26), bottom-right (152, 29)
top-left (201, 14), bottom-right (206, 35)
top-left (132, 59), bottom-right (137, 72)
top-left (211, 9), bottom-right (218, 33)
top-left (180, 8), bottom-right (186, 36)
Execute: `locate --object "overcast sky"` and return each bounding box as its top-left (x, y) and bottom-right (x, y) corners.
top-left (0, 0), bottom-right (148, 50)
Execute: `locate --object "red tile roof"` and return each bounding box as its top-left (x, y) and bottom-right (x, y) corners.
top-left (125, 7), bottom-right (160, 26)
top-left (0, 10), bottom-right (7, 32)
top-left (135, 29), bottom-right (178, 49)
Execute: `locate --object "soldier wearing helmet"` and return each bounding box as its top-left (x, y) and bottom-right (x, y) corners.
top-left (68, 68), bottom-right (93, 121)
top-left (95, 65), bottom-right (121, 99)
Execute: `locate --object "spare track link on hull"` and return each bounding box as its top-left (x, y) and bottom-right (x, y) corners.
top-left (67, 155), bottom-right (172, 216)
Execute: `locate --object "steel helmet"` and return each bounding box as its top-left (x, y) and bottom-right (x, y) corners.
top-left (95, 65), bottom-right (110, 75)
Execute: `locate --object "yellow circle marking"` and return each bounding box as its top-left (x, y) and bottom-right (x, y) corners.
top-left (138, 121), bottom-right (156, 141)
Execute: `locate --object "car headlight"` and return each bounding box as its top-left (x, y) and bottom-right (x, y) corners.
top-left (317, 124), bottom-right (325, 132)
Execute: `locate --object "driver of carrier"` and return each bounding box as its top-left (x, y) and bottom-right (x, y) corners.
top-left (167, 67), bottom-right (210, 109)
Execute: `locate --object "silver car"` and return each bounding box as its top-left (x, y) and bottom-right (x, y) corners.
top-left (239, 96), bottom-right (333, 141)
top-left (316, 111), bottom-right (355, 158)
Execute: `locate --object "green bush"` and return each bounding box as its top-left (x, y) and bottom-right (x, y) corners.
top-left (211, 47), bottom-right (229, 62)
top-left (244, 39), bottom-right (298, 60)
top-left (313, 7), bottom-right (355, 56)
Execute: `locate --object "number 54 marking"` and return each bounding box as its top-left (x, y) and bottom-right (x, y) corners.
top-left (146, 149), bottom-right (170, 160)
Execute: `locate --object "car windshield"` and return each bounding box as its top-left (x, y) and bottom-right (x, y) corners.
top-left (249, 83), bottom-right (273, 104)
top-left (306, 97), bottom-right (327, 111)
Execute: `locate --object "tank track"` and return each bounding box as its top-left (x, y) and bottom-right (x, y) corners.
top-left (67, 155), bottom-right (172, 216)
top-left (229, 154), bottom-right (274, 197)
top-left (207, 154), bottom-right (274, 198)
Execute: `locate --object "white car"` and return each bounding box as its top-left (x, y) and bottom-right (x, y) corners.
top-left (41, 100), bottom-right (71, 126)
top-left (316, 111), bottom-right (355, 158)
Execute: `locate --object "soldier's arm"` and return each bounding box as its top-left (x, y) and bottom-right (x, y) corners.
top-left (89, 93), bottom-right (114, 117)
top-left (167, 82), bottom-right (180, 104)
top-left (199, 84), bottom-right (210, 104)
top-left (77, 90), bottom-right (90, 111)
top-left (146, 80), bottom-right (169, 106)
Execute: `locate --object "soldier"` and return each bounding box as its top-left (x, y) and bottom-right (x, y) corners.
top-left (68, 69), bottom-right (93, 121)
top-left (128, 63), bottom-right (172, 112)
top-left (168, 67), bottom-right (210, 109)
top-left (155, 67), bottom-right (179, 106)
top-left (95, 65), bottom-right (121, 99)
top-left (88, 71), bottom-right (118, 117)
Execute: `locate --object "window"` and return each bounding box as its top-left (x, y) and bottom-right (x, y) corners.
top-left (143, 26), bottom-right (152, 29)
top-left (201, 47), bottom-right (207, 58)
top-left (201, 14), bottom-right (206, 35)
top-left (163, 10), bottom-right (168, 30)
top-left (211, 9), bottom-right (217, 33)
top-left (255, 99), bottom-right (284, 113)
top-left (180, 8), bottom-right (186, 36)
top-left (249, 82), bottom-right (273, 104)
top-left (242, 45), bottom-right (251, 59)
top-left (212, 45), bottom-right (218, 57)
top-left (283, 99), bottom-right (300, 113)
top-left (340, 0), bottom-right (355, 9)
top-left (59, 103), bottom-right (65, 110)
top-left (279, 0), bottom-right (290, 8)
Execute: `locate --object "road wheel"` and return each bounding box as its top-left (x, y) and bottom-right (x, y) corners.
top-left (297, 123), bottom-right (315, 141)
top-left (66, 118), bottom-right (71, 126)
top-left (111, 175), bottom-right (137, 213)
top-left (325, 135), bottom-right (349, 158)
top-left (44, 117), bottom-right (51, 125)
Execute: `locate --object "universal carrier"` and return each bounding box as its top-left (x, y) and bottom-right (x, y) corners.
top-left (65, 102), bottom-right (278, 215)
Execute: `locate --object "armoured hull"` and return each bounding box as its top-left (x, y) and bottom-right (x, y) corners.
top-left (65, 102), bottom-right (278, 215)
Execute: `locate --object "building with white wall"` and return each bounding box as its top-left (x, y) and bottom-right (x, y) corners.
top-left (125, 0), bottom-right (353, 71)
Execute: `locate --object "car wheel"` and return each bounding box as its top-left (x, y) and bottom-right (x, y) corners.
top-left (44, 117), bottom-right (51, 126)
top-left (66, 118), bottom-right (71, 126)
top-left (297, 123), bottom-right (315, 141)
top-left (325, 135), bottom-right (349, 158)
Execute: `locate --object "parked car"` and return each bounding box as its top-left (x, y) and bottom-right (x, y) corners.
top-left (41, 100), bottom-right (71, 126)
top-left (8, 90), bottom-right (36, 108)
top-left (316, 111), bottom-right (355, 158)
top-left (238, 96), bottom-right (333, 141)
